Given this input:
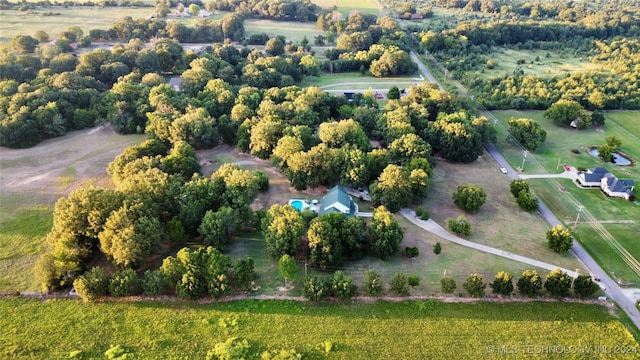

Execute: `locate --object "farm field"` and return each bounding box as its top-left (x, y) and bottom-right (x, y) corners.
top-left (244, 19), bottom-right (323, 43)
top-left (0, 7), bottom-right (154, 44)
top-left (1, 298), bottom-right (637, 359)
top-left (491, 110), bottom-right (640, 284)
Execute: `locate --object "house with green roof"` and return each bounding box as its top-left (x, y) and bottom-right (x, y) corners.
top-left (319, 185), bottom-right (356, 216)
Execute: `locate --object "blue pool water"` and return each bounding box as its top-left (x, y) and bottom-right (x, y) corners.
top-left (291, 200), bottom-right (303, 210)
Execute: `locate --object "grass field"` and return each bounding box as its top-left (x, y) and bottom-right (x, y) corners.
top-left (1, 298), bottom-right (637, 359)
top-left (335, 0), bottom-right (380, 16)
top-left (244, 20), bottom-right (323, 43)
top-left (491, 110), bottom-right (640, 284)
top-left (0, 7), bottom-right (154, 44)
top-left (301, 72), bottom-right (422, 91)
top-left (0, 126), bottom-right (145, 292)
top-left (474, 48), bottom-right (607, 80)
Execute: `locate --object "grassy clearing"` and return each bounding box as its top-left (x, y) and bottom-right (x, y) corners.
top-left (1, 298), bottom-right (637, 359)
top-left (491, 110), bottom-right (640, 284)
top-left (335, 0), bottom-right (379, 16)
top-left (419, 159), bottom-right (584, 272)
top-left (244, 20), bottom-right (323, 43)
top-left (301, 72), bottom-right (421, 90)
top-left (310, 0), bottom-right (336, 10)
top-left (0, 126), bottom-right (145, 292)
top-left (475, 48), bottom-right (607, 80)
top-left (0, 7), bottom-right (153, 44)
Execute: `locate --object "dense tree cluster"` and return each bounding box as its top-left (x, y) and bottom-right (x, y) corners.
top-left (508, 117), bottom-right (546, 151)
top-left (509, 179), bottom-right (538, 211)
top-left (36, 139), bottom-right (266, 292)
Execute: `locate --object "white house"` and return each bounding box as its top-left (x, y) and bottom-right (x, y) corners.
top-left (577, 167), bottom-right (609, 187)
top-left (601, 174), bottom-right (635, 200)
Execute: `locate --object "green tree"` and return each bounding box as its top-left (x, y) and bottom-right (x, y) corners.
top-left (573, 275), bottom-right (600, 298)
top-left (308, 214), bottom-right (343, 269)
top-left (447, 215), bottom-right (471, 236)
top-left (433, 242), bottom-right (442, 255)
top-left (517, 270), bottom-right (542, 296)
top-left (12, 35), bottom-right (39, 54)
top-left (407, 275), bottom-right (420, 288)
top-left (98, 202), bottom-right (163, 268)
top-left (516, 190), bottom-right (539, 211)
top-left (543, 99), bottom-right (589, 128)
top-left (597, 144), bottom-right (613, 162)
top-left (510, 179), bottom-right (530, 198)
top-left (544, 268), bottom-right (572, 297)
top-left (369, 206), bottom-right (403, 260)
top-left (490, 271), bottom-right (514, 296)
top-left (73, 267), bottom-right (110, 303)
top-left (547, 225), bottom-right (573, 253)
top-left (199, 207), bottom-right (237, 251)
top-left (363, 270), bottom-right (383, 297)
top-left (388, 86), bottom-right (400, 100)
top-left (331, 271), bottom-right (357, 300)
top-left (263, 204), bottom-right (306, 258)
top-left (234, 257), bottom-right (255, 290)
top-left (390, 272), bottom-right (410, 296)
top-left (508, 117), bottom-right (547, 151)
top-left (278, 254), bottom-right (299, 288)
top-left (188, 3), bottom-right (200, 15)
top-left (452, 184), bottom-right (487, 213)
top-left (463, 273), bottom-right (486, 297)
top-left (441, 277), bottom-right (456, 294)
top-left (141, 269), bottom-right (166, 296)
top-left (265, 37), bottom-right (285, 56)
top-left (108, 268), bottom-right (141, 297)
top-left (370, 164), bottom-right (412, 212)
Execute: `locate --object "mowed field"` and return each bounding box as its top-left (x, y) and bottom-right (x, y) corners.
top-left (491, 110), bottom-right (640, 284)
top-left (0, 126), bottom-right (145, 292)
top-left (1, 298), bottom-right (637, 359)
top-left (0, 7), bottom-right (154, 44)
top-left (244, 19), bottom-right (323, 43)
top-left (475, 48), bottom-right (607, 80)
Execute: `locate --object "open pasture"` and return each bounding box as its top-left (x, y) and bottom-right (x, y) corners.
top-left (1, 298), bottom-right (637, 359)
top-left (0, 7), bottom-right (153, 44)
top-left (244, 19), bottom-right (323, 43)
top-left (335, 0), bottom-right (380, 16)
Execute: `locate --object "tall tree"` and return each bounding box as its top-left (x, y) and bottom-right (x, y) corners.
top-left (573, 274), bottom-right (600, 298)
top-left (490, 271), bottom-right (514, 296)
top-left (263, 205), bottom-right (305, 258)
top-left (463, 273), bottom-right (486, 297)
top-left (369, 206), bottom-right (403, 260)
top-left (508, 117), bottom-right (547, 151)
top-left (278, 254), bottom-right (299, 288)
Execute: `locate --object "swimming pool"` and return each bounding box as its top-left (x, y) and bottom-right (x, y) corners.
top-left (290, 200), bottom-right (303, 211)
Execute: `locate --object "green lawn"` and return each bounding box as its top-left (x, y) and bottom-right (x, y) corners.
top-left (336, 0), bottom-right (380, 16)
top-left (244, 19), bottom-right (323, 43)
top-left (0, 7), bottom-right (154, 44)
top-left (491, 110), bottom-right (640, 284)
top-left (301, 72), bottom-right (420, 90)
top-left (1, 298), bottom-right (637, 359)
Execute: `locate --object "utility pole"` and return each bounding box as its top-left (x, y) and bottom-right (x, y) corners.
top-left (521, 150), bottom-right (528, 172)
top-left (573, 205), bottom-right (584, 230)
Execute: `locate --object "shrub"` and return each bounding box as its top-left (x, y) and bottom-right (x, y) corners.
top-left (141, 269), bottom-right (166, 296)
top-left (516, 190), bottom-right (539, 211)
top-left (330, 271), bottom-right (357, 300)
top-left (303, 275), bottom-right (329, 301)
top-left (390, 272), bottom-right (410, 296)
top-left (104, 345), bottom-right (133, 359)
top-left (108, 269), bottom-right (141, 297)
top-left (441, 277), bottom-right (456, 294)
top-left (73, 267), bottom-right (109, 303)
top-left (490, 271), bottom-right (514, 296)
top-left (234, 257), bottom-right (255, 290)
top-left (261, 349), bottom-right (302, 360)
top-left (571, 149), bottom-right (580, 154)
top-left (207, 337), bottom-right (250, 360)
top-left (463, 273), bottom-right (486, 297)
top-left (517, 269), bottom-right (543, 296)
top-left (447, 216), bottom-right (471, 236)
top-left (547, 225), bottom-right (573, 253)
top-left (415, 207), bottom-right (423, 217)
top-left (452, 184), bottom-right (487, 213)
top-left (405, 246), bottom-right (419, 258)
top-left (363, 270), bottom-right (383, 297)
top-left (407, 275), bottom-right (420, 288)
top-left (544, 268), bottom-right (572, 297)
top-left (433, 242), bottom-right (442, 255)
top-left (573, 275), bottom-right (600, 298)
top-left (420, 209), bottom-right (430, 220)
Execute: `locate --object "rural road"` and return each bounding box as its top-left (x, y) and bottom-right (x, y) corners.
top-left (485, 143), bottom-right (640, 330)
top-left (409, 51), bottom-right (444, 90)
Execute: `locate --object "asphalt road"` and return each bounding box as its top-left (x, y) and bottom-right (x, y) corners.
top-left (409, 51), bottom-right (444, 90)
top-left (485, 143), bottom-right (640, 330)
